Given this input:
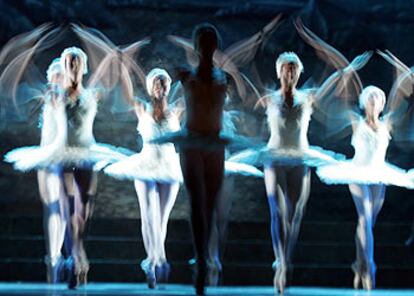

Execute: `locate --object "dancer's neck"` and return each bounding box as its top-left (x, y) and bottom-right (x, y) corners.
top-left (151, 96), bottom-right (168, 123)
top-left (65, 80), bottom-right (83, 101)
top-left (365, 115), bottom-right (380, 131)
top-left (198, 56), bottom-right (214, 74)
top-left (281, 85), bottom-right (296, 107)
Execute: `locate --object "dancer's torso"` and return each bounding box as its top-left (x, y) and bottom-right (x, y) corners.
top-left (351, 119), bottom-right (390, 166)
top-left (182, 68), bottom-right (227, 135)
top-left (40, 90), bottom-right (59, 147)
top-left (266, 90), bottom-right (313, 150)
top-left (138, 110), bottom-right (180, 160)
top-left (41, 88), bottom-right (97, 148)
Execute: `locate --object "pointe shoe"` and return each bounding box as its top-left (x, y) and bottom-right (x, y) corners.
top-left (141, 259), bottom-right (156, 289)
top-left (361, 273), bottom-right (373, 291)
top-left (273, 273), bottom-right (285, 295)
top-left (67, 257), bottom-right (80, 290)
top-left (45, 255), bottom-right (65, 284)
top-left (164, 262), bottom-right (172, 282)
top-left (195, 263), bottom-right (207, 295)
top-left (78, 268), bottom-right (88, 286)
top-left (351, 263), bottom-right (361, 289)
top-left (146, 271), bottom-right (156, 289)
top-left (272, 259), bottom-right (280, 271)
top-left (207, 265), bottom-right (220, 287)
top-left (207, 258), bottom-right (222, 286)
top-left (61, 257), bottom-right (73, 282)
top-left (274, 262), bottom-right (286, 295)
top-left (189, 258), bottom-right (207, 294)
top-left (188, 257), bottom-right (197, 273)
top-left (78, 254), bottom-right (90, 286)
top-left (156, 262), bottom-right (171, 283)
top-left (361, 264), bottom-right (376, 291)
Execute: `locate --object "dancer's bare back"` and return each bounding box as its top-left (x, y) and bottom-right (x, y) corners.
top-left (179, 67), bottom-right (227, 134)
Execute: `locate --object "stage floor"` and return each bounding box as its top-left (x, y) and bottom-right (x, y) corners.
top-left (0, 283), bottom-right (413, 296)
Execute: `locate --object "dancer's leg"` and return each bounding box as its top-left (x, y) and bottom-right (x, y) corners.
top-left (207, 177), bottom-right (234, 286)
top-left (156, 182), bottom-right (179, 282)
top-left (62, 173), bottom-right (74, 258)
top-left (180, 149), bottom-right (207, 266)
top-left (135, 180), bottom-right (158, 263)
top-left (180, 149), bottom-right (211, 295)
top-left (285, 166), bottom-right (311, 265)
top-left (370, 185), bottom-right (385, 226)
top-left (203, 149), bottom-right (225, 259)
top-left (406, 221), bottom-right (414, 246)
top-left (365, 184), bottom-right (386, 289)
top-left (203, 149), bottom-right (225, 286)
top-left (349, 183), bottom-right (374, 290)
top-left (70, 168), bottom-right (95, 287)
top-left (157, 182), bottom-right (179, 264)
top-left (264, 165), bottom-right (288, 294)
top-left (134, 180), bottom-right (159, 288)
top-left (38, 168), bottom-right (67, 283)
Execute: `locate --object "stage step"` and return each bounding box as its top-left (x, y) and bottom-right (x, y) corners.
top-left (0, 235), bottom-right (413, 266)
top-left (0, 216), bottom-right (411, 243)
top-left (0, 215), bottom-right (413, 287)
top-left (1, 259), bottom-right (413, 287)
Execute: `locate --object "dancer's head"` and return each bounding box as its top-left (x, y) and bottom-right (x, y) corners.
top-left (276, 52), bottom-right (303, 89)
top-left (60, 47), bottom-right (88, 85)
top-left (46, 58), bottom-right (63, 85)
top-left (146, 68), bottom-right (172, 100)
top-left (359, 85), bottom-right (386, 117)
top-left (193, 23), bottom-right (221, 61)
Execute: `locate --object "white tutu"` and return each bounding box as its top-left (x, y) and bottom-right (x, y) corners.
top-left (316, 118), bottom-right (414, 188)
top-left (150, 129), bottom-right (257, 150)
top-left (4, 143), bottom-right (129, 172)
top-left (104, 152), bottom-right (182, 183)
top-left (224, 161), bottom-right (263, 178)
top-left (103, 153), bottom-right (264, 182)
top-left (317, 161), bottom-right (414, 188)
top-left (228, 145), bottom-right (345, 167)
top-left (227, 90), bottom-right (344, 168)
top-left (103, 111), bottom-right (183, 183)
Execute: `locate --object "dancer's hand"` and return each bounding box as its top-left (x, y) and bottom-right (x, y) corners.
top-left (344, 51), bottom-right (373, 73)
top-left (254, 95), bottom-right (270, 109)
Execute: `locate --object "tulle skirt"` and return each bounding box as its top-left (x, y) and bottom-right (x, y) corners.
top-left (317, 160), bottom-right (414, 188)
top-left (103, 154), bottom-right (263, 182)
top-left (4, 143), bottom-right (131, 172)
top-left (224, 161), bottom-right (263, 178)
top-left (104, 152), bottom-right (183, 183)
top-left (150, 129), bottom-right (257, 150)
top-left (228, 146), bottom-right (345, 167)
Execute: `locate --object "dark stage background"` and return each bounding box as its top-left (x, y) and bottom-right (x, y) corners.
top-left (0, 0), bottom-right (413, 287)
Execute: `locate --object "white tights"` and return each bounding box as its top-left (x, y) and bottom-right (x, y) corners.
top-left (38, 169), bottom-right (69, 274)
top-left (349, 183), bottom-right (385, 281)
top-left (264, 164), bottom-right (311, 290)
top-left (134, 180), bottom-right (179, 270)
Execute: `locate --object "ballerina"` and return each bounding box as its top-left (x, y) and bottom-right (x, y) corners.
top-left (188, 109), bottom-right (265, 287)
top-left (317, 86), bottom-right (414, 290)
top-left (151, 17), bottom-right (281, 294)
top-left (4, 45), bottom-right (129, 288)
top-left (315, 49), bottom-right (414, 290)
top-left (103, 66), bottom-right (262, 290)
top-left (104, 68), bottom-right (181, 288)
top-left (0, 26), bottom-right (72, 284)
top-left (156, 20), bottom-right (280, 293)
top-left (179, 25), bottom-right (230, 295)
top-left (229, 21), bottom-right (372, 293)
top-left (35, 58), bottom-right (72, 284)
top-left (70, 25), bottom-right (183, 289)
